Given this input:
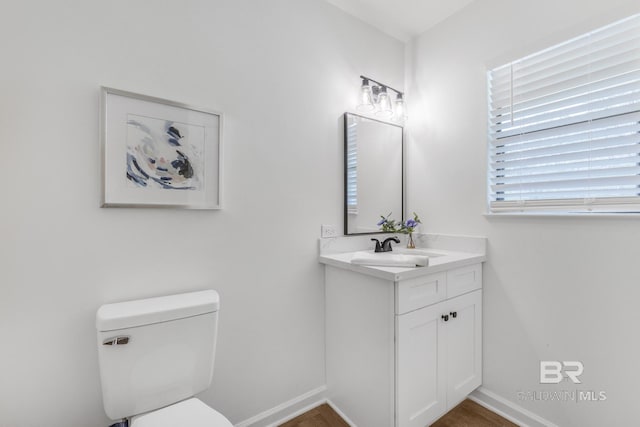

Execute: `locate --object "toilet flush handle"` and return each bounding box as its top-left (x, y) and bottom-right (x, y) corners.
top-left (103, 336), bottom-right (131, 346)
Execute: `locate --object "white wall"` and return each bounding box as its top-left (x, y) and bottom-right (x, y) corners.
top-left (406, 1), bottom-right (640, 426)
top-left (0, 1), bottom-right (404, 426)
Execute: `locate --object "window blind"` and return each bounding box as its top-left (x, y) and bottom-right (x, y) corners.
top-left (346, 121), bottom-right (358, 214)
top-left (488, 14), bottom-right (640, 213)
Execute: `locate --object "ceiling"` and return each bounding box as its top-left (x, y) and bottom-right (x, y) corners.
top-left (324, 0), bottom-right (475, 42)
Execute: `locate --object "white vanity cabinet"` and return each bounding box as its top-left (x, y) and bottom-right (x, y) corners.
top-left (324, 262), bottom-right (482, 427)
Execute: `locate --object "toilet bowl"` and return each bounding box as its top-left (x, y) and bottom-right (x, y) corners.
top-left (96, 290), bottom-right (232, 426)
top-left (131, 398), bottom-right (232, 427)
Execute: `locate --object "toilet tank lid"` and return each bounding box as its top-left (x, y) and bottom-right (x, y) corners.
top-left (96, 290), bottom-right (220, 331)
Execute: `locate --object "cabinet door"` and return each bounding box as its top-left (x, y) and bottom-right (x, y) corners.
top-left (445, 289), bottom-right (482, 408)
top-left (396, 302), bottom-right (446, 427)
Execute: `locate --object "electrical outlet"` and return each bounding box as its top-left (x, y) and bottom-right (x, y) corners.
top-left (321, 225), bottom-right (338, 238)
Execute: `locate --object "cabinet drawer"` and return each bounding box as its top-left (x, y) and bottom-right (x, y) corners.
top-left (446, 264), bottom-right (482, 298)
top-left (396, 272), bottom-right (446, 314)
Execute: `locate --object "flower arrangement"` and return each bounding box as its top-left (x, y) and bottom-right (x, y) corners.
top-left (377, 212), bottom-right (422, 234)
top-left (377, 212), bottom-right (400, 233)
top-left (377, 212), bottom-right (422, 248)
top-left (402, 213), bottom-right (421, 234)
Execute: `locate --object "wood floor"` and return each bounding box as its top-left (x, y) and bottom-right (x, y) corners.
top-left (280, 403), bottom-right (350, 427)
top-left (279, 400), bottom-right (518, 427)
top-left (431, 400), bottom-right (519, 427)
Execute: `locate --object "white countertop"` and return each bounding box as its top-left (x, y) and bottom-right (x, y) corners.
top-left (318, 233), bottom-right (487, 281)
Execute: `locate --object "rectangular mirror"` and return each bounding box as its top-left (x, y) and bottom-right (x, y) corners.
top-left (344, 112), bottom-right (403, 235)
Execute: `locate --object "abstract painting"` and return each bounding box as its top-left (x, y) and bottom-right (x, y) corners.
top-left (126, 115), bottom-right (204, 190)
top-left (101, 88), bottom-right (222, 209)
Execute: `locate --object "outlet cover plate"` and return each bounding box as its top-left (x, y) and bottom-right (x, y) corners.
top-left (321, 225), bottom-right (338, 238)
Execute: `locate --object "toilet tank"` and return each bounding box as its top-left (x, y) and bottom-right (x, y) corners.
top-left (96, 290), bottom-right (220, 420)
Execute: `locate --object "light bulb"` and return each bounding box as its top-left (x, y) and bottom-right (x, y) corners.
top-left (376, 86), bottom-right (393, 118)
top-left (394, 93), bottom-right (407, 122)
top-left (356, 78), bottom-right (375, 112)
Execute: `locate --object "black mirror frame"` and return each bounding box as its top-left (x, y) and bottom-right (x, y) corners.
top-left (343, 112), bottom-right (404, 235)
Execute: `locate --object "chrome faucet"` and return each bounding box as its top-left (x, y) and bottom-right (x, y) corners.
top-left (371, 236), bottom-right (400, 253)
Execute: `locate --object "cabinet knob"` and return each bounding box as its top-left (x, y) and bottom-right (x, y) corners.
top-left (450, 311), bottom-right (457, 319)
top-left (441, 314), bottom-right (449, 322)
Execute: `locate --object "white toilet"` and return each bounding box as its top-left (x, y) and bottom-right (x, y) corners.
top-left (96, 289), bottom-right (233, 426)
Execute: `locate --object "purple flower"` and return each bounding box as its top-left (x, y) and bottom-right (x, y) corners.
top-left (377, 218), bottom-right (387, 226)
top-left (405, 218), bottom-right (418, 228)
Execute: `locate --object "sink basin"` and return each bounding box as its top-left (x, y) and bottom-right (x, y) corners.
top-left (351, 250), bottom-right (430, 267)
top-left (381, 248), bottom-right (445, 257)
top-left (350, 248), bottom-right (446, 268)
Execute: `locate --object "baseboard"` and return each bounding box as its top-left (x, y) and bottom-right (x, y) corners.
top-left (234, 384), bottom-right (555, 427)
top-left (469, 387), bottom-right (557, 427)
top-left (325, 399), bottom-right (357, 427)
top-left (234, 385), bottom-right (327, 427)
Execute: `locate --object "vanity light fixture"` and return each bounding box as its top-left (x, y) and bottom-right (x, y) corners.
top-left (357, 78), bottom-right (376, 112)
top-left (395, 93), bottom-right (407, 122)
top-left (376, 86), bottom-right (393, 118)
top-left (356, 75), bottom-right (406, 122)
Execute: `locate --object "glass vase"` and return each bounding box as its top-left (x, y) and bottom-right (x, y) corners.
top-left (407, 232), bottom-right (415, 249)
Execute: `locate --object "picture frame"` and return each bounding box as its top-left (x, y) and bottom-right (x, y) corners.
top-left (100, 87), bottom-right (223, 209)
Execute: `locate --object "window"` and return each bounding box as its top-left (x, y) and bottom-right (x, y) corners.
top-left (487, 14), bottom-right (640, 213)
top-left (346, 119), bottom-right (358, 214)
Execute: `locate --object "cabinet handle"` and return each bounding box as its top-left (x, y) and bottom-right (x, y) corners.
top-left (450, 311), bottom-right (457, 319)
top-left (441, 314), bottom-right (449, 322)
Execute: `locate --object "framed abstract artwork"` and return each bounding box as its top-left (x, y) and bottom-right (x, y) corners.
top-left (101, 87), bottom-right (223, 209)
